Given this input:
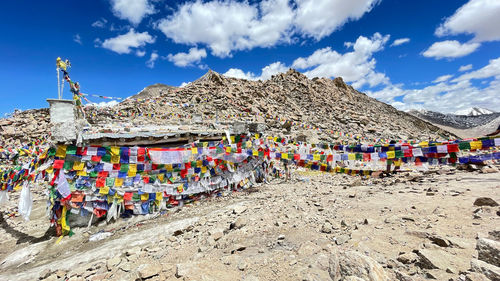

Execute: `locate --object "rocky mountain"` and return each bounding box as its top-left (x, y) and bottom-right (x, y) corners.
top-left (129, 83), bottom-right (178, 100)
top-left (408, 109), bottom-right (500, 130)
top-left (0, 69), bottom-right (454, 148)
top-left (454, 107), bottom-right (496, 116)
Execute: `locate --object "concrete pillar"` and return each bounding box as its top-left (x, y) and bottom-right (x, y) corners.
top-left (46, 99), bottom-right (78, 143)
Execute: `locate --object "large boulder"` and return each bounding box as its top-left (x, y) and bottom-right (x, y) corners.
top-left (329, 250), bottom-right (389, 281)
top-left (470, 259), bottom-right (500, 281)
top-left (477, 237), bottom-right (500, 267)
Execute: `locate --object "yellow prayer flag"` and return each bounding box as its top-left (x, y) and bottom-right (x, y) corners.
top-left (140, 193), bottom-right (149, 201)
top-left (111, 155), bottom-right (120, 164)
top-left (246, 141), bottom-right (252, 148)
top-left (191, 147), bottom-right (198, 154)
top-left (201, 166), bottom-right (207, 173)
top-left (76, 170), bottom-right (87, 176)
top-left (253, 150), bottom-right (259, 156)
top-left (282, 153), bottom-right (288, 159)
top-left (115, 178), bottom-right (124, 187)
top-left (196, 161), bottom-right (202, 168)
top-left (128, 170), bottom-right (136, 177)
top-left (99, 186), bottom-right (109, 195)
top-left (73, 161), bottom-right (84, 171)
top-left (313, 154), bottom-right (320, 161)
top-left (386, 151), bottom-right (395, 159)
top-left (470, 141), bottom-right (482, 150)
top-left (156, 192), bottom-right (163, 200)
top-left (230, 136), bottom-right (235, 143)
top-left (55, 145), bottom-right (67, 158)
top-left (348, 153), bottom-right (356, 160)
top-left (166, 164), bottom-right (173, 171)
top-left (203, 142), bottom-right (208, 147)
top-left (129, 164), bottom-right (137, 173)
top-left (157, 174), bottom-right (164, 182)
top-left (110, 146), bottom-right (120, 156)
top-left (419, 141), bottom-right (429, 147)
top-left (226, 147), bottom-right (231, 153)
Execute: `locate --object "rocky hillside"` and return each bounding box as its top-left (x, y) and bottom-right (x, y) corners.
top-left (408, 109), bottom-right (500, 130)
top-left (0, 69), bottom-right (454, 147)
top-left (130, 83), bottom-right (178, 100)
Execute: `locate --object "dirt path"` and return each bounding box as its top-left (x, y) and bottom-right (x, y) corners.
top-left (0, 168), bottom-right (499, 281)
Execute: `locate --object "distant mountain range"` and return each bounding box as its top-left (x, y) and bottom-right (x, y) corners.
top-left (454, 107), bottom-right (496, 116)
top-left (408, 108), bottom-right (499, 129)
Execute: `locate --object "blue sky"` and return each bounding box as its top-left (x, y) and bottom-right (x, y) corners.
top-left (1, 0), bottom-right (499, 115)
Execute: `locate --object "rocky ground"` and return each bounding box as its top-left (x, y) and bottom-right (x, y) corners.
top-left (0, 165), bottom-right (499, 281)
top-left (0, 69), bottom-right (453, 148)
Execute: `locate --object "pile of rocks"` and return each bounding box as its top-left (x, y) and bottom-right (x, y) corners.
top-left (0, 69), bottom-right (454, 147)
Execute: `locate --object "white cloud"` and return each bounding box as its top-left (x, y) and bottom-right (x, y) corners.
top-left (157, 0), bottom-right (379, 57)
top-left (432, 74), bottom-right (452, 83)
top-left (292, 33), bottom-right (390, 88)
top-left (422, 40), bottom-right (480, 59)
top-left (180, 82), bottom-right (190, 87)
top-left (73, 34), bottom-right (82, 45)
top-left (390, 38), bottom-right (410, 47)
top-left (453, 57), bottom-right (500, 82)
top-left (224, 61), bottom-right (288, 81)
top-left (459, 64), bottom-right (473, 72)
top-left (435, 0), bottom-right (500, 42)
top-left (146, 51), bottom-right (159, 68)
top-left (110, 0), bottom-right (156, 25)
top-left (101, 28), bottom-right (155, 54)
top-left (157, 0), bottom-right (294, 57)
top-left (294, 0), bottom-right (380, 40)
top-left (92, 18), bottom-right (108, 28)
top-left (366, 57), bottom-right (500, 113)
top-left (167, 47), bottom-right (207, 67)
top-left (89, 100), bottom-right (119, 107)
top-left (136, 50), bottom-right (146, 57)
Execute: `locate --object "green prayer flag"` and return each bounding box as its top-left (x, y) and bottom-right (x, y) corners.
top-left (66, 146), bottom-right (77, 155)
top-left (102, 153), bottom-right (111, 162)
top-left (458, 142), bottom-right (470, 150)
top-left (120, 164), bottom-right (129, 172)
top-left (395, 150), bottom-right (404, 158)
top-left (106, 177), bottom-right (115, 187)
top-left (63, 161), bottom-right (73, 171)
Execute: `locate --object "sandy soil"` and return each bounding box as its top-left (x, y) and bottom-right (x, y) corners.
top-left (0, 166), bottom-right (499, 281)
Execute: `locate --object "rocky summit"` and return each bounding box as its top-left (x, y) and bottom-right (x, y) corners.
top-left (0, 69), bottom-right (453, 148)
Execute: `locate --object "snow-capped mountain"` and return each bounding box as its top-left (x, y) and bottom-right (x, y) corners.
top-left (408, 108), bottom-right (500, 129)
top-left (454, 107), bottom-right (496, 116)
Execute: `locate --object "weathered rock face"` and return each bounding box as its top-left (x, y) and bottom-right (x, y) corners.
top-left (0, 69), bottom-right (453, 148)
top-left (477, 237), bottom-right (500, 267)
top-left (329, 250), bottom-right (390, 281)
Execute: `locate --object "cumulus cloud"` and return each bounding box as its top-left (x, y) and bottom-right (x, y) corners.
top-left (366, 57), bottom-right (500, 113)
top-left (459, 64), bottom-right (473, 72)
top-left (136, 50), bottom-right (146, 57)
top-left (146, 51), bottom-right (159, 68)
top-left (157, 0), bottom-right (379, 57)
top-left (167, 47), bottom-right (207, 67)
top-left (224, 62), bottom-right (288, 81)
top-left (435, 0), bottom-right (500, 42)
top-left (294, 0), bottom-right (380, 40)
top-left (422, 40), bottom-right (480, 59)
top-left (390, 38), bottom-right (410, 47)
top-left (73, 34), bottom-right (82, 45)
top-left (432, 74), bottom-right (453, 83)
top-left (157, 0), bottom-right (294, 57)
top-left (292, 33), bottom-right (390, 88)
top-left (452, 57), bottom-right (500, 82)
top-left (110, 0), bottom-right (156, 25)
top-left (101, 28), bottom-right (155, 54)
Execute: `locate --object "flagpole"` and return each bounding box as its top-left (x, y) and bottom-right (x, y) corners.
top-left (57, 67), bottom-right (61, 99)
